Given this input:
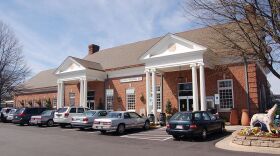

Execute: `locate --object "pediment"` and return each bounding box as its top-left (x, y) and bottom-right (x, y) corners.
top-left (140, 34), bottom-right (207, 60)
top-left (55, 57), bottom-right (86, 74)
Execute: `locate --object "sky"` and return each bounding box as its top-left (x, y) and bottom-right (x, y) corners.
top-left (0, 0), bottom-right (279, 94)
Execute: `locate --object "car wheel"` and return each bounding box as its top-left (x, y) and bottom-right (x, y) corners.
top-left (19, 123), bottom-right (24, 126)
top-left (143, 121), bottom-right (150, 130)
top-left (100, 130), bottom-right (106, 134)
top-left (201, 129), bottom-right (207, 140)
top-left (172, 135), bottom-right (180, 140)
top-left (117, 124), bottom-right (125, 135)
top-left (79, 127), bottom-right (85, 131)
top-left (220, 123), bottom-right (225, 133)
top-left (47, 120), bottom-right (54, 127)
top-left (60, 124), bottom-right (66, 128)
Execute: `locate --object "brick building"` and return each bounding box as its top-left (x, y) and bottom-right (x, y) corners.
top-left (14, 26), bottom-right (272, 120)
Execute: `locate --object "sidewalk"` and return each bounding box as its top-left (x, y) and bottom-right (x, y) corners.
top-left (216, 125), bottom-right (280, 155)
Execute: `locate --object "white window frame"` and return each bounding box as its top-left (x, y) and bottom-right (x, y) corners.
top-left (217, 79), bottom-right (234, 112)
top-left (69, 92), bottom-right (75, 107)
top-left (105, 89), bottom-right (114, 110)
top-left (156, 85), bottom-right (162, 112)
top-left (126, 88), bottom-right (136, 111)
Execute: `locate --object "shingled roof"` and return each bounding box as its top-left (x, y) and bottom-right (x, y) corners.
top-left (20, 25), bottom-right (242, 91)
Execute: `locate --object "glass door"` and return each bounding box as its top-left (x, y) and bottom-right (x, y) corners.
top-left (179, 97), bottom-right (188, 111)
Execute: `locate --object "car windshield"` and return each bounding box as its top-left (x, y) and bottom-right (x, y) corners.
top-left (107, 112), bottom-right (122, 118)
top-left (170, 112), bottom-right (192, 121)
top-left (57, 108), bottom-right (67, 113)
top-left (41, 110), bottom-right (53, 116)
top-left (83, 111), bottom-right (96, 116)
top-left (9, 109), bottom-right (17, 114)
top-left (14, 108), bottom-right (25, 114)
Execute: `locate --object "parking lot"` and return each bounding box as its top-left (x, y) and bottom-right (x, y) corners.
top-left (0, 123), bottom-right (276, 156)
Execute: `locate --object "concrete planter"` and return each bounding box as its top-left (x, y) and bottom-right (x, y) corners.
top-left (232, 131), bottom-right (280, 148)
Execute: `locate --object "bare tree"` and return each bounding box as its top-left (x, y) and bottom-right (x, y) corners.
top-left (0, 21), bottom-right (30, 104)
top-left (184, 0), bottom-right (280, 79)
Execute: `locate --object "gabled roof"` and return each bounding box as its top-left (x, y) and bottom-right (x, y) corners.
top-left (83, 25), bottom-right (234, 70)
top-left (70, 56), bottom-right (104, 71)
top-left (23, 69), bottom-right (57, 89)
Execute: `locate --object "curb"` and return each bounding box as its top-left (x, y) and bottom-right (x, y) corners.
top-left (215, 132), bottom-right (280, 155)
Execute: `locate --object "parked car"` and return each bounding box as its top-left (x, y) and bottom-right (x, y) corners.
top-left (30, 110), bottom-right (56, 127)
top-left (0, 107), bottom-right (13, 122)
top-left (71, 110), bottom-right (109, 130)
top-left (166, 111), bottom-right (225, 140)
top-left (12, 107), bottom-right (47, 126)
top-left (6, 108), bottom-right (18, 122)
top-left (93, 111), bottom-right (150, 134)
top-left (53, 107), bottom-right (89, 128)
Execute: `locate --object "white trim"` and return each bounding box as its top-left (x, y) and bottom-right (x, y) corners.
top-left (105, 89), bottom-right (114, 110)
top-left (217, 79), bottom-right (234, 112)
top-left (126, 88), bottom-right (136, 112)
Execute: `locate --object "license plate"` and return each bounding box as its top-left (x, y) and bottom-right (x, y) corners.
top-left (176, 125), bottom-right (183, 129)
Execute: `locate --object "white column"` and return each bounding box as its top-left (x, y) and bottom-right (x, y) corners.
top-left (79, 79), bottom-right (84, 107)
top-left (83, 79), bottom-right (88, 108)
top-left (145, 69), bottom-right (151, 116)
top-left (57, 82), bottom-right (61, 109)
top-left (199, 63), bottom-right (207, 111)
top-left (191, 64), bottom-right (199, 111)
top-left (151, 68), bottom-right (157, 123)
top-left (59, 81), bottom-right (64, 108)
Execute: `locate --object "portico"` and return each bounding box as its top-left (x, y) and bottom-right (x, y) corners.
top-left (54, 56), bottom-right (106, 109)
top-left (140, 34), bottom-right (212, 119)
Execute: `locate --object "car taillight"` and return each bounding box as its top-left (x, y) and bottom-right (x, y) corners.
top-left (166, 123), bottom-right (170, 128)
top-left (190, 124), bottom-right (197, 129)
top-left (83, 118), bottom-right (88, 122)
top-left (18, 113), bottom-right (25, 117)
top-left (64, 113), bottom-right (69, 118)
top-left (102, 122), bottom-right (111, 125)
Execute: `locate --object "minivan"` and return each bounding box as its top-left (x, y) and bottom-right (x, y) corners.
top-left (12, 107), bottom-right (48, 126)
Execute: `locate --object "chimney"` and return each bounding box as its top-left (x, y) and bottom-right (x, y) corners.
top-left (88, 44), bottom-right (100, 55)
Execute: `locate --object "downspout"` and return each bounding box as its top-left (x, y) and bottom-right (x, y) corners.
top-left (244, 56), bottom-right (251, 117)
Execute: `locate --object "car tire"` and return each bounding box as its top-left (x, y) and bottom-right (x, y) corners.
top-left (79, 127), bottom-right (85, 131)
top-left (201, 129), bottom-right (207, 140)
top-left (172, 135), bottom-right (180, 140)
top-left (220, 123), bottom-right (225, 133)
top-left (60, 124), bottom-right (66, 128)
top-left (117, 124), bottom-right (125, 135)
top-left (143, 121), bottom-right (150, 130)
top-left (100, 130), bottom-right (106, 134)
top-left (47, 120), bottom-right (54, 127)
top-left (19, 123), bottom-right (24, 126)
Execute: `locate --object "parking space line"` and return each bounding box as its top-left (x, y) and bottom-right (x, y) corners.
top-left (120, 135), bottom-right (170, 141)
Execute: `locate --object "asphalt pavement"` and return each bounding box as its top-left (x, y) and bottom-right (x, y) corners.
top-left (0, 123), bottom-right (276, 156)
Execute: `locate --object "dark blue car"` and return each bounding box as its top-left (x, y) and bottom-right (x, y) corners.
top-left (166, 111), bottom-right (225, 140)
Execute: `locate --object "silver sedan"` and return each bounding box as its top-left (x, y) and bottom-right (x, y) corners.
top-left (71, 110), bottom-right (109, 130)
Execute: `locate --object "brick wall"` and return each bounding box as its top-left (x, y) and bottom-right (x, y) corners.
top-left (14, 92), bottom-right (57, 108)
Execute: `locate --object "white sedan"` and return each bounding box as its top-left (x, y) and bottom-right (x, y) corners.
top-left (93, 111), bottom-right (150, 134)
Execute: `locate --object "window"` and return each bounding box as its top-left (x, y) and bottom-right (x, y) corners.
top-left (207, 112), bottom-right (216, 120)
top-left (87, 91), bottom-right (95, 101)
top-left (124, 113), bottom-right (130, 119)
top-left (70, 108), bottom-right (76, 113)
top-left (77, 108), bottom-right (84, 113)
top-left (69, 93), bottom-right (75, 106)
top-left (53, 98), bottom-right (57, 108)
top-left (98, 111), bottom-right (108, 117)
top-left (106, 89), bottom-right (114, 110)
top-left (178, 83), bottom-right (192, 96)
top-left (218, 79), bottom-right (234, 110)
top-left (156, 86), bottom-right (161, 111)
top-left (194, 112), bottom-right (202, 121)
top-left (202, 112), bottom-right (210, 121)
top-left (129, 112), bottom-right (141, 118)
top-left (126, 88), bottom-right (135, 111)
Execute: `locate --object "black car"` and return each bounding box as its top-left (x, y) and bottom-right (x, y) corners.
top-left (166, 111), bottom-right (225, 140)
top-left (12, 107), bottom-right (48, 126)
